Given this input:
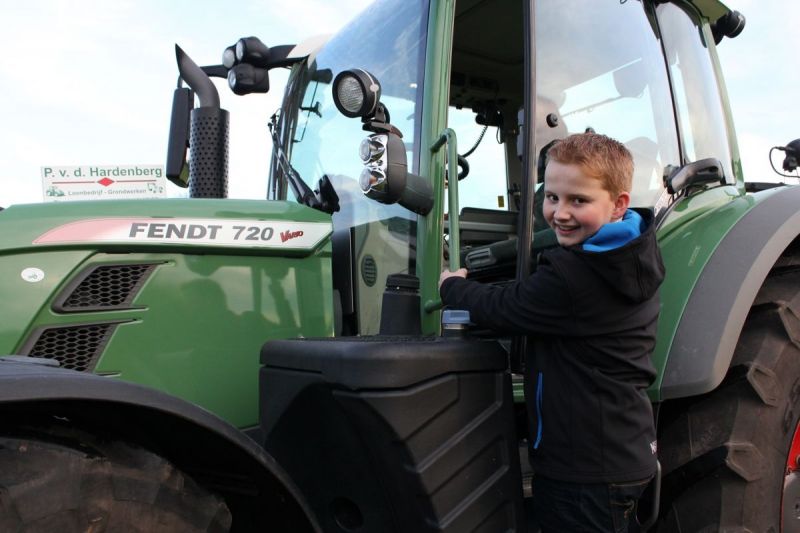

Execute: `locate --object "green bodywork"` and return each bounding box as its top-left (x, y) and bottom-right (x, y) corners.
top-left (650, 186), bottom-right (760, 400)
top-left (0, 199), bottom-right (333, 428)
top-left (0, 0), bottom-right (773, 428)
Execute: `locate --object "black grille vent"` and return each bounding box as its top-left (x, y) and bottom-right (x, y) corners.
top-left (361, 255), bottom-right (378, 287)
top-left (56, 263), bottom-right (158, 312)
top-left (23, 323), bottom-right (120, 372)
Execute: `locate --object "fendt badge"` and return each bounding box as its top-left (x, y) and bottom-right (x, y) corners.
top-left (32, 218), bottom-right (332, 250)
top-left (20, 268), bottom-right (45, 283)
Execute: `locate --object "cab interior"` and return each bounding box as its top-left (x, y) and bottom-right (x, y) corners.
top-left (449, 0), bottom-right (544, 282)
top-left (447, 0), bottom-right (678, 281)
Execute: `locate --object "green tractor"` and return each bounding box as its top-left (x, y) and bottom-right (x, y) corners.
top-left (1, 0), bottom-right (798, 530)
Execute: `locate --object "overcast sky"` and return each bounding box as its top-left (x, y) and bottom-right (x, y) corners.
top-left (1, 0), bottom-right (797, 206)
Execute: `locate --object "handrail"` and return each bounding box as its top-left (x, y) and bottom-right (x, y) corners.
top-left (425, 128), bottom-right (459, 313)
top-left (431, 128), bottom-right (460, 270)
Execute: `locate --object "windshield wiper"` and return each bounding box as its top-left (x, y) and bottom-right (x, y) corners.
top-left (269, 112), bottom-right (339, 214)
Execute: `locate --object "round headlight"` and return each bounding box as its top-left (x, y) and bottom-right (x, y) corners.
top-left (235, 37), bottom-right (270, 67)
top-left (337, 77), bottom-right (364, 116)
top-left (359, 135), bottom-right (386, 163)
top-left (235, 40), bottom-right (246, 62)
top-left (359, 167), bottom-right (386, 192)
top-left (332, 69), bottom-right (381, 119)
top-left (222, 46), bottom-right (236, 68)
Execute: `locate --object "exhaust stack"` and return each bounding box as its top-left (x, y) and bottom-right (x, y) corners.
top-left (175, 45), bottom-right (229, 198)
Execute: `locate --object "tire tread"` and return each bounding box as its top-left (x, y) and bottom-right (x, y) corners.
top-left (656, 269), bottom-right (800, 532)
top-left (0, 428), bottom-right (232, 533)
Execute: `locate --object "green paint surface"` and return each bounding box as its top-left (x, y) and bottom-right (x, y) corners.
top-left (0, 199), bottom-right (333, 428)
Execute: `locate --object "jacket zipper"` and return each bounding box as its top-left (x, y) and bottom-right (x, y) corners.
top-left (534, 372), bottom-right (543, 449)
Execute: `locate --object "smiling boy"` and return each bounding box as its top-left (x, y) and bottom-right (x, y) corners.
top-left (439, 133), bottom-right (665, 531)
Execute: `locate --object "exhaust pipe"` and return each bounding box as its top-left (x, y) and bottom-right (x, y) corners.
top-left (175, 45), bottom-right (229, 198)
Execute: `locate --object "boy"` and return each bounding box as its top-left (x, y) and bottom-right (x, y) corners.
top-left (439, 133), bottom-right (665, 532)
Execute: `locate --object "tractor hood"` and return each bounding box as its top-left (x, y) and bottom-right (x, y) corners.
top-left (0, 198), bottom-right (335, 430)
top-left (0, 199), bottom-right (332, 256)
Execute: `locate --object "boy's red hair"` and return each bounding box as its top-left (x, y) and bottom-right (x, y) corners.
top-left (546, 133), bottom-right (633, 197)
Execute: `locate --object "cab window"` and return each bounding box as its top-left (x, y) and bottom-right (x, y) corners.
top-left (656, 3), bottom-right (735, 181)
top-left (535, 0), bottom-right (680, 208)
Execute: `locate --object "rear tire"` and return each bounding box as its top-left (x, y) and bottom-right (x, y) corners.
top-left (656, 267), bottom-right (800, 532)
top-left (0, 427), bottom-right (232, 532)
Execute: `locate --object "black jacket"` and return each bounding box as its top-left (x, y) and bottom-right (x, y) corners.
top-left (440, 209), bottom-right (665, 483)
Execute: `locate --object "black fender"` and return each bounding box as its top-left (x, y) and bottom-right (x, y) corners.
top-left (661, 185), bottom-right (800, 400)
top-left (0, 358), bottom-right (318, 532)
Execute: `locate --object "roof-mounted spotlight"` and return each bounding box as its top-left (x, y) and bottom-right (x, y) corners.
top-left (219, 37), bottom-right (301, 96)
top-left (235, 37), bottom-right (271, 68)
top-left (712, 10), bottom-right (745, 44)
top-left (222, 45), bottom-right (237, 69)
top-left (332, 69), bottom-right (382, 120)
top-left (227, 64), bottom-right (270, 95)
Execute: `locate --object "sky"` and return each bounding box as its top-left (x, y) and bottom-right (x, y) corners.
top-left (0, 0), bottom-right (372, 205)
top-left (1, 0), bottom-right (798, 207)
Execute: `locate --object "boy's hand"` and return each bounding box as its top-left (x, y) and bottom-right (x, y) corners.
top-left (439, 268), bottom-right (468, 289)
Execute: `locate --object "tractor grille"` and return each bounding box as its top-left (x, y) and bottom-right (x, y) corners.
top-left (55, 263), bottom-right (158, 312)
top-left (23, 323), bottom-right (122, 372)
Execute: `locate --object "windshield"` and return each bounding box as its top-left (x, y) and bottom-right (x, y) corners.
top-left (270, 0), bottom-right (429, 335)
top-left (271, 0), bottom-right (428, 229)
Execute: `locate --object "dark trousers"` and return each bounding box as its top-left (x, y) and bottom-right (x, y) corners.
top-left (530, 475), bottom-right (650, 533)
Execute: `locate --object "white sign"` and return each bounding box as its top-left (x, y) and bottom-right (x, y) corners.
top-left (41, 165), bottom-right (167, 201)
top-left (33, 218), bottom-right (333, 251)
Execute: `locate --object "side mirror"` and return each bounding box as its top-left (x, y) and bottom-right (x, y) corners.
top-left (165, 87), bottom-right (192, 187)
top-left (663, 158), bottom-right (725, 195)
top-left (781, 139), bottom-right (800, 172)
top-left (769, 138), bottom-right (800, 177)
top-left (332, 69), bottom-right (433, 216)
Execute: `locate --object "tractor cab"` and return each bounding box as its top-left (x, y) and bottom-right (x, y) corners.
top-left (267, 0), bottom-right (740, 338)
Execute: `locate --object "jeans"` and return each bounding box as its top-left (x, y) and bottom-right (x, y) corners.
top-left (530, 475), bottom-right (651, 533)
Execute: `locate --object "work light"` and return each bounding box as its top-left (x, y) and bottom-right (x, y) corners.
top-left (332, 68), bottom-right (432, 215)
top-left (235, 37), bottom-right (271, 67)
top-left (222, 45), bottom-right (237, 68)
top-left (227, 64), bottom-right (269, 95)
top-left (332, 69), bottom-right (381, 119)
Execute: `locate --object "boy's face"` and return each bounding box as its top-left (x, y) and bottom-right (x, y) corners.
top-left (542, 160), bottom-right (630, 247)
